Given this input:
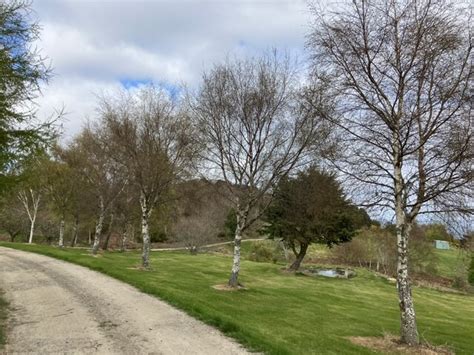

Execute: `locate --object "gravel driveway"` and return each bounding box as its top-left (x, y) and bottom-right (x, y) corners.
top-left (0, 247), bottom-right (249, 354)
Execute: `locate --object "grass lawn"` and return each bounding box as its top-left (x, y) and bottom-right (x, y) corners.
top-left (1, 242), bottom-right (473, 354)
top-left (433, 248), bottom-right (466, 279)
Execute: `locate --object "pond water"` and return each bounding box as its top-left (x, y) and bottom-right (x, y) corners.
top-left (303, 268), bottom-right (356, 278)
top-left (316, 269), bottom-right (341, 277)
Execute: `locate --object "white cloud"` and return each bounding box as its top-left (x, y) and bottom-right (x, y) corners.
top-left (32, 0), bottom-right (311, 136)
top-left (36, 77), bottom-right (122, 141)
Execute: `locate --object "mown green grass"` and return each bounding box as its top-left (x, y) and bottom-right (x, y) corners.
top-left (433, 248), bottom-right (465, 279)
top-left (1, 242), bottom-right (474, 354)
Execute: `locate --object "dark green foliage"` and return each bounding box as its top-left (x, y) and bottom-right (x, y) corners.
top-left (150, 231), bottom-right (168, 243)
top-left (0, 0), bottom-right (54, 191)
top-left (264, 167), bottom-right (370, 251)
top-left (223, 208), bottom-right (237, 240)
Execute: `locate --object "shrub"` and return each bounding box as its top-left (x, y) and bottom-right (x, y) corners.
top-left (333, 226), bottom-right (397, 274)
top-left (333, 224), bottom-right (437, 277)
top-left (150, 231), bottom-right (168, 243)
top-left (248, 241), bottom-right (280, 263)
top-left (223, 209), bottom-right (237, 240)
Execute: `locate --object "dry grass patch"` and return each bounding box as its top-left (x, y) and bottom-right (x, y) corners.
top-left (126, 266), bottom-right (153, 271)
top-left (348, 334), bottom-right (453, 355)
top-left (212, 284), bottom-right (248, 291)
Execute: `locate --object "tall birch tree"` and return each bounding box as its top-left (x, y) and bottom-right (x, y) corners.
top-left (42, 156), bottom-right (75, 247)
top-left (308, 0), bottom-right (473, 345)
top-left (193, 53), bottom-right (329, 287)
top-left (16, 155), bottom-right (46, 244)
top-left (18, 187), bottom-right (41, 243)
top-left (100, 86), bottom-right (197, 268)
top-left (63, 128), bottom-right (124, 255)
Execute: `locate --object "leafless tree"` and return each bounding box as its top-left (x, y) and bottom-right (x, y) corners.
top-left (42, 154), bottom-right (76, 248)
top-left (63, 128), bottom-right (125, 255)
top-left (16, 156), bottom-right (47, 244)
top-left (17, 187), bottom-right (41, 243)
top-left (192, 53), bottom-right (329, 287)
top-left (99, 86), bottom-right (198, 268)
top-left (308, 0), bottom-right (473, 345)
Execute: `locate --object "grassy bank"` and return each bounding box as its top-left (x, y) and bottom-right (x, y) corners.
top-left (1, 242), bottom-right (473, 354)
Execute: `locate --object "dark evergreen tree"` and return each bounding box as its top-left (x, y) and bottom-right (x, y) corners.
top-left (0, 0), bottom-right (56, 191)
top-left (264, 167), bottom-right (371, 270)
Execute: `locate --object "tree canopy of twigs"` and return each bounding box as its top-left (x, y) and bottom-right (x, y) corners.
top-left (99, 86), bottom-right (199, 268)
top-left (307, 0), bottom-right (473, 345)
top-left (192, 52), bottom-right (332, 287)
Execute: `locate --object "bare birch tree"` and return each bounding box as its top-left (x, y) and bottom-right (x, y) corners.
top-left (16, 156), bottom-right (46, 244)
top-left (63, 128), bottom-right (124, 255)
top-left (18, 187), bottom-right (41, 244)
top-left (308, 0), bottom-right (473, 345)
top-left (100, 86), bottom-right (198, 268)
top-left (192, 53), bottom-right (329, 287)
top-left (42, 156), bottom-right (76, 247)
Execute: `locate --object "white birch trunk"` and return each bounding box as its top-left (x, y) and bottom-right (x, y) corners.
top-left (28, 216), bottom-right (36, 244)
top-left (91, 197), bottom-right (105, 255)
top-left (140, 192), bottom-right (152, 268)
top-left (228, 207), bottom-right (248, 287)
top-left (58, 219), bottom-right (65, 247)
top-left (18, 189), bottom-right (41, 244)
top-left (394, 161), bottom-right (419, 345)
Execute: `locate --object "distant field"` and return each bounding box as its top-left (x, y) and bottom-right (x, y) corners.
top-left (211, 239), bottom-right (467, 282)
top-left (433, 248), bottom-right (466, 279)
top-left (1, 242), bottom-right (473, 354)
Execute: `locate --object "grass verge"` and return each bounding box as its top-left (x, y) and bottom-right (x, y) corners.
top-left (1, 242), bottom-right (473, 354)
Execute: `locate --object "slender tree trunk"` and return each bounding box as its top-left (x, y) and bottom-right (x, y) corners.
top-left (103, 213), bottom-right (114, 250)
top-left (28, 216), bottom-right (36, 244)
top-left (9, 232), bottom-right (19, 243)
top-left (394, 156), bottom-right (419, 345)
top-left (27, 191), bottom-right (40, 244)
top-left (92, 197), bottom-right (105, 255)
top-left (18, 189), bottom-right (41, 244)
top-left (228, 209), bottom-right (247, 287)
top-left (287, 242), bottom-right (309, 271)
top-left (58, 218), bottom-right (65, 247)
top-left (120, 227), bottom-right (128, 252)
top-left (71, 215), bottom-right (79, 247)
top-left (140, 193), bottom-right (151, 268)
top-left (396, 219), bottom-right (418, 345)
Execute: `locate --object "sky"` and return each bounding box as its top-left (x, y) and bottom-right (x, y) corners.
top-left (32, 0), bottom-right (312, 140)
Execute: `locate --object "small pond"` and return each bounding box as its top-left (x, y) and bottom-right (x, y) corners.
top-left (302, 268), bottom-right (356, 279)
